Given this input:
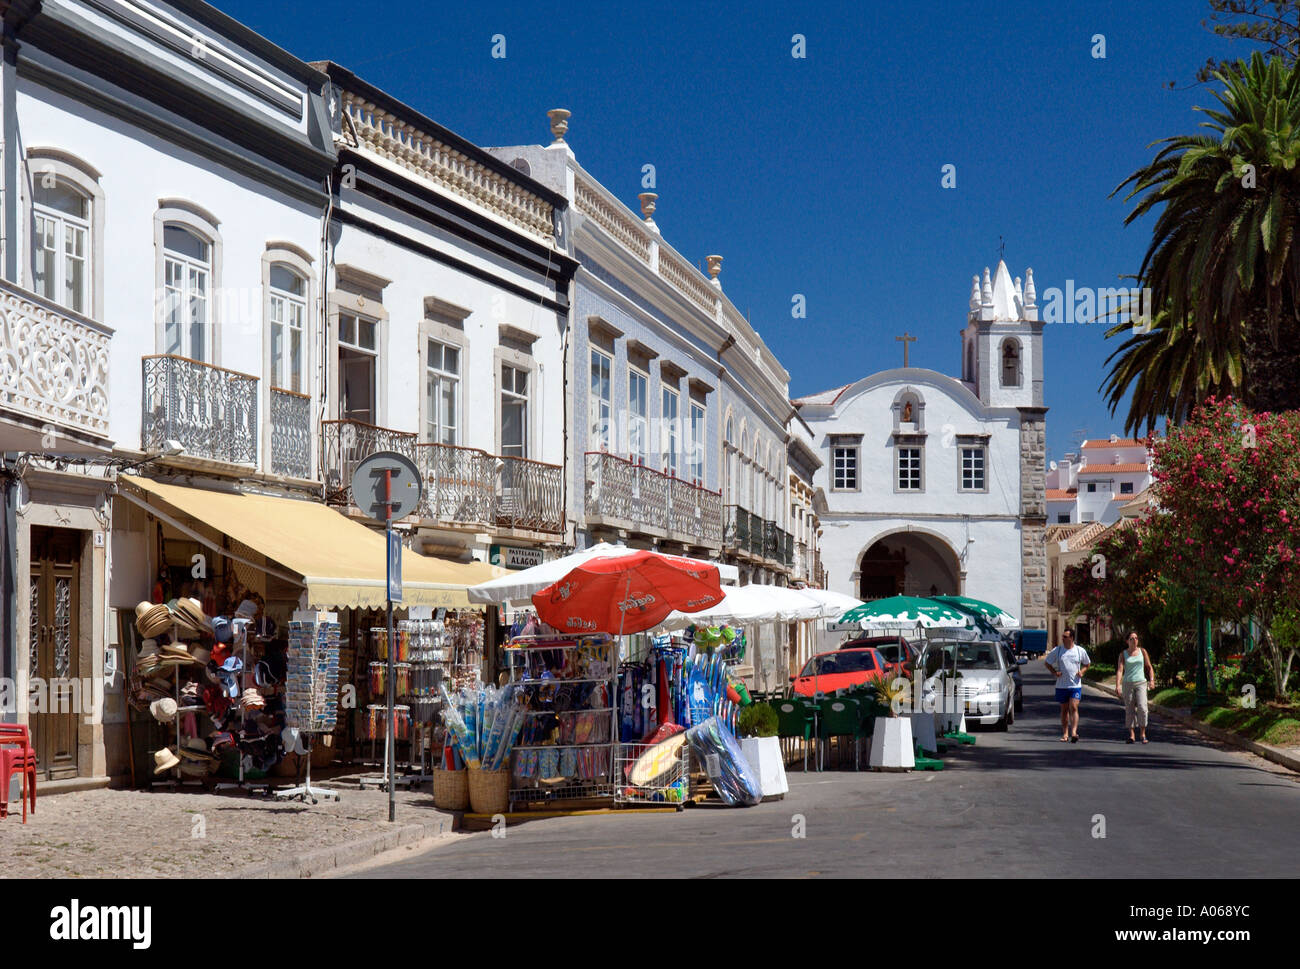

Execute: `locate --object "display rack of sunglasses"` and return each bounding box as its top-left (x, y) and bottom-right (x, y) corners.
top-left (504, 633), bottom-right (620, 808)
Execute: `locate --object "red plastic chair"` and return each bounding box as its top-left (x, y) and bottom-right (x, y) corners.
top-left (0, 725), bottom-right (37, 823)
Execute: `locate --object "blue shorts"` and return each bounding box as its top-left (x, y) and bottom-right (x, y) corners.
top-left (1055, 687), bottom-right (1082, 703)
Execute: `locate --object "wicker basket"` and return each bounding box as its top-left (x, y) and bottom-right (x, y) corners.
top-left (467, 766), bottom-right (510, 814)
top-left (433, 768), bottom-right (469, 811)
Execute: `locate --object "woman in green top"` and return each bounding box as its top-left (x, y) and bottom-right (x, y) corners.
top-left (1115, 631), bottom-right (1155, 744)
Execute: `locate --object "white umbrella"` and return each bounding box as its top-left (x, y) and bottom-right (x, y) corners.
top-left (466, 541), bottom-right (739, 607)
top-left (657, 584), bottom-right (825, 630)
top-left (799, 588), bottom-right (866, 620)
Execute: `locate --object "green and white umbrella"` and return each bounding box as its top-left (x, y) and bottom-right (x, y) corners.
top-left (838, 595), bottom-right (971, 630)
top-left (929, 595), bottom-right (1019, 628)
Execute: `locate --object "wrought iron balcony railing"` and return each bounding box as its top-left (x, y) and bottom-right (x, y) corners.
top-left (324, 420), bottom-right (563, 532)
top-left (321, 419), bottom-right (417, 505)
top-left (498, 455), bottom-right (563, 533)
top-left (585, 452), bottom-right (722, 546)
top-left (270, 387), bottom-right (312, 479)
top-left (0, 282), bottom-right (111, 443)
top-left (416, 441), bottom-right (495, 525)
top-left (142, 355), bottom-right (257, 464)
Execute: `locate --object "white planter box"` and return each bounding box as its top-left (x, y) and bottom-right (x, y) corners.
top-left (907, 711), bottom-right (939, 755)
top-left (869, 717), bottom-right (915, 771)
top-left (740, 736), bottom-right (789, 800)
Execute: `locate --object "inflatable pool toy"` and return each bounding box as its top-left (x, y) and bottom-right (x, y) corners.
top-left (628, 730), bottom-right (688, 787)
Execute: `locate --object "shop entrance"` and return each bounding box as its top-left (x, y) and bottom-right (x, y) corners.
top-left (28, 525), bottom-right (82, 781)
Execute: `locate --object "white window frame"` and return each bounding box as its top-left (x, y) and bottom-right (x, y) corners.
top-left (832, 445), bottom-right (858, 492)
top-left (589, 347), bottom-right (612, 452)
top-left (689, 401), bottom-right (706, 485)
top-left (959, 445), bottom-right (987, 493)
top-left (896, 446), bottom-right (923, 492)
top-left (426, 338), bottom-right (462, 446)
top-left (628, 364), bottom-right (649, 462)
top-left (500, 361), bottom-right (530, 459)
top-left (24, 149), bottom-right (105, 320)
top-left (662, 385), bottom-right (680, 476)
top-left (154, 201), bottom-right (222, 365)
top-left (33, 185), bottom-right (90, 315)
top-left (337, 310), bottom-right (380, 424)
top-left (268, 263), bottom-right (307, 394)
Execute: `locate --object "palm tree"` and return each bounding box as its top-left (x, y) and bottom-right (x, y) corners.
top-left (1111, 52), bottom-right (1300, 416)
top-left (1100, 307), bottom-right (1244, 434)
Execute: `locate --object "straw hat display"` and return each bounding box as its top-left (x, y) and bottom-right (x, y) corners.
top-left (153, 747), bottom-right (181, 774)
top-left (149, 697), bottom-right (178, 721)
top-left (135, 601), bottom-right (172, 639)
top-left (240, 687), bottom-right (265, 711)
top-left (173, 597), bottom-right (210, 637)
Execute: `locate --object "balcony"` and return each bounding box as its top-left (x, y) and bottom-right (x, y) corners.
top-left (322, 419), bottom-right (563, 534)
top-left (584, 451), bottom-right (722, 547)
top-left (724, 506), bottom-right (792, 569)
top-left (0, 281), bottom-right (112, 449)
top-left (142, 355), bottom-right (257, 464)
top-left (270, 387), bottom-right (312, 479)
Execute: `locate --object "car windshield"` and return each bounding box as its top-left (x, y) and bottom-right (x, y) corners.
top-left (956, 643), bottom-right (1001, 670)
top-left (801, 652), bottom-right (877, 676)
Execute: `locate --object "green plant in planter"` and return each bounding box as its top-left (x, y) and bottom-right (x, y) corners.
top-left (737, 703), bottom-right (778, 738)
top-left (869, 673), bottom-right (910, 716)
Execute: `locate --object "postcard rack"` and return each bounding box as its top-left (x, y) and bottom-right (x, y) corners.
top-left (505, 633), bottom-right (619, 807)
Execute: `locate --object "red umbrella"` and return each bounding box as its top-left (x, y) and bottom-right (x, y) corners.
top-left (531, 550), bottom-right (723, 636)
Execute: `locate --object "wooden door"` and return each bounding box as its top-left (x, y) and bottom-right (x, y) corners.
top-left (29, 526), bottom-right (81, 780)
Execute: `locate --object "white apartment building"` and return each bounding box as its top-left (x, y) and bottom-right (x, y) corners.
top-left (1046, 436), bottom-right (1153, 526)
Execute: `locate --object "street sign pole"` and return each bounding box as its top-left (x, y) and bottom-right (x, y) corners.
top-left (350, 449), bottom-right (421, 825)
top-left (385, 467), bottom-right (396, 823)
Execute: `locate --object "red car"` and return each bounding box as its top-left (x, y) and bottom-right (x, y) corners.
top-left (839, 636), bottom-right (919, 679)
top-left (790, 647), bottom-right (888, 697)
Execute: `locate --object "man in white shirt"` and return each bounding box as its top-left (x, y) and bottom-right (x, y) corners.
top-left (1044, 629), bottom-right (1091, 743)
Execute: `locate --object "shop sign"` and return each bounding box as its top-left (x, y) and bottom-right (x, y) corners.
top-left (492, 544), bottom-right (543, 570)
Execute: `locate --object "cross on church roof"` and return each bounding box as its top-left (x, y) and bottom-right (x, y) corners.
top-left (896, 331), bottom-right (916, 368)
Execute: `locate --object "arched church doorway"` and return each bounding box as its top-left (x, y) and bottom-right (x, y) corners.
top-left (858, 532), bottom-right (961, 600)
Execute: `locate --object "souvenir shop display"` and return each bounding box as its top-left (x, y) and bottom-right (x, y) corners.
top-left (273, 611), bottom-right (341, 803)
top-left (685, 716), bottom-right (763, 807)
top-left (687, 623), bottom-right (747, 662)
top-left (128, 589), bottom-right (295, 793)
top-left (503, 632), bottom-right (619, 806)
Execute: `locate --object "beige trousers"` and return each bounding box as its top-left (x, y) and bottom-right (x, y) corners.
top-left (1122, 680), bottom-right (1148, 730)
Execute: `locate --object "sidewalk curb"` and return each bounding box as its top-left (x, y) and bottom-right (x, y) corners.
top-left (1085, 680), bottom-right (1300, 775)
top-left (232, 812), bottom-right (458, 879)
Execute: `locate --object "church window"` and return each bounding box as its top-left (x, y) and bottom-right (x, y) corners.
top-left (896, 447), bottom-right (922, 491)
top-left (1000, 339), bottom-right (1022, 387)
top-left (832, 446), bottom-right (858, 491)
top-left (960, 446), bottom-right (986, 492)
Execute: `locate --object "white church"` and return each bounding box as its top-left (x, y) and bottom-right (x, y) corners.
top-left (794, 259), bottom-right (1048, 630)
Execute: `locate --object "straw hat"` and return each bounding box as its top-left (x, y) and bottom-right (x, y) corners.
top-left (191, 645), bottom-right (211, 665)
top-left (160, 639), bottom-right (193, 660)
top-left (135, 601), bottom-right (172, 638)
top-left (153, 747), bottom-right (181, 774)
top-left (174, 597), bottom-right (209, 632)
top-left (240, 688), bottom-right (265, 710)
top-left (149, 697), bottom-right (177, 721)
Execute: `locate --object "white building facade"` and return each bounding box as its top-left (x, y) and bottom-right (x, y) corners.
top-left (796, 260), bottom-right (1048, 630)
top-left (1046, 437), bottom-right (1153, 526)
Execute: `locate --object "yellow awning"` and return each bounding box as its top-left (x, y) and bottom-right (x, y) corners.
top-left (121, 475), bottom-right (507, 610)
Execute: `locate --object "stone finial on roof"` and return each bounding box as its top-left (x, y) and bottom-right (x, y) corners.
top-left (981, 267), bottom-right (993, 307)
top-left (969, 275), bottom-right (981, 312)
top-left (547, 108), bottom-right (570, 144)
top-left (707, 255), bottom-right (723, 289)
top-left (1024, 267), bottom-right (1036, 307)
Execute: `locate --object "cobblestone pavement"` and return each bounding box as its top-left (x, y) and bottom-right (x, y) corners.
top-left (0, 780), bottom-right (453, 878)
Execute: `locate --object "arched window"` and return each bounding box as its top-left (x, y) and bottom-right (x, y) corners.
top-left (162, 225), bottom-right (212, 360)
top-left (268, 263), bottom-right (306, 393)
top-left (26, 150), bottom-right (104, 318)
top-left (155, 201), bottom-right (222, 363)
top-left (965, 341), bottom-right (975, 383)
top-left (1001, 338), bottom-right (1022, 387)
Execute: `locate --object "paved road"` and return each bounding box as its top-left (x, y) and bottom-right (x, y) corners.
top-left (348, 663), bottom-right (1300, 878)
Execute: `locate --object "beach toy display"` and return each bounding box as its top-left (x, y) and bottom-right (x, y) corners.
top-left (437, 682), bottom-right (526, 773)
top-left (685, 716), bottom-right (763, 807)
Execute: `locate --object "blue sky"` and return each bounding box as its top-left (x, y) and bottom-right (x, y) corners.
top-left (217, 0), bottom-right (1243, 461)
